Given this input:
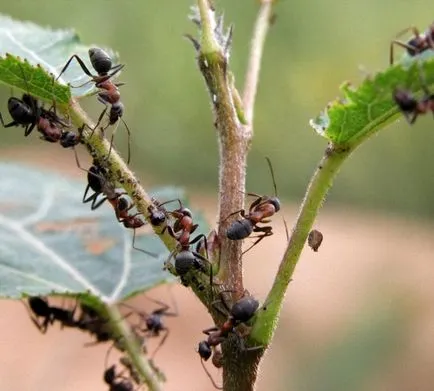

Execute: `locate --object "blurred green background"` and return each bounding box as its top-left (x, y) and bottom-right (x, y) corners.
top-left (1, 0), bottom-right (434, 218)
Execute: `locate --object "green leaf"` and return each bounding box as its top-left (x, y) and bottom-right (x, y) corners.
top-left (0, 54), bottom-right (70, 105)
top-left (310, 51), bottom-right (434, 148)
top-left (0, 14), bottom-right (119, 98)
top-left (0, 163), bottom-right (207, 302)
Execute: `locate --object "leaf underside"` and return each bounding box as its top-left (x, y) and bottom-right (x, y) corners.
top-left (310, 51), bottom-right (434, 147)
top-left (0, 14), bottom-right (120, 98)
top-left (0, 163), bottom-right (207, 303)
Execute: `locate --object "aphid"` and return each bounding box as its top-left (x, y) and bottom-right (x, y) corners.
top-left (57, 48), bottom-right (131, 163)
top-left (225, 157), bottom-right (287, 253)
top-left (390, 23), bottom-right (434, 65)
top-left (308, 229), bottom-right (323, 252)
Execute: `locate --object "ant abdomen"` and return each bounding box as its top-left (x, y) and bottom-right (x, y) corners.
top-left (198, 341), bottom-right (212, 360)
top-left (230, 296), bottom-right (259, 323)
top-left (89, 47), bottom-right (112, 75)
top-left (7, 97), bottom-right (33, 123)
top-left (175, 250), bottom-right (197, 275)
top-left (226, 219), bottom-right (254, 240)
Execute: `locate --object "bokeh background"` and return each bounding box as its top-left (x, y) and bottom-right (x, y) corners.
top-left (1, 0), bottom-right (434, 390)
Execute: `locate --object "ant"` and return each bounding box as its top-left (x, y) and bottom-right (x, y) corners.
top-left (197, 295), bottom-right (259, 389)
top-left (164, 205), bottom-right (210, 282)
top-left (0, 93), bottom-right (79, 147)
top-left (393, 62), bottom-right (434, 124)
top-left (23, 296), bottom-right (78, 333)
top-left (124, 295), bottom-right (178, 358)
top-left (225, 157), bottom-right (287, 254)
top-left (0, 62), bottom-right (80, 147)
top-left (390, 22), bottom-right (434, 65)
top-left (104, 365), bottom-right (135, 391)
top-left (57, 47), bottom-right (131, 163)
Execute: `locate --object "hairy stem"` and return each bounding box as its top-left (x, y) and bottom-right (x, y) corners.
top-left (250, 144), bottom-right (352, 344)
top-left (106, 304), bottom-right (163, 391)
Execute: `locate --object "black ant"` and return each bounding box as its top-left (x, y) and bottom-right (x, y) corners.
top-left (390, 22), bottom-right (434, 65)
top-left (124, 295), bottom-right (178, 359)
top-left (23, 296), bottom-right (78, 333)
top-left (57, 47), bottom-right (131, 163)
top-left (225, 157), bottom-right (287, 254)
top-left (393, 61), bottom-right (434, 124)
top-left (104, 364), bottom-right (135, 391)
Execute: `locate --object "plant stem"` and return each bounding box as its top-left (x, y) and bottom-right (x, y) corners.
top-left (250, 144), bottom-right (352, 343)
top-left (242, 0), bottom-right (275, 141)
top-left (106, 304), bottom-right (163, 391)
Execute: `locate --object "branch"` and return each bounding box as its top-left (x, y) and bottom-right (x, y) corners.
top-left (242, 0), bottom-right (275, 140)
top-left (105, 304), bottom-right (163, 391)
top-left (250, 144), bottom-right (352, 344)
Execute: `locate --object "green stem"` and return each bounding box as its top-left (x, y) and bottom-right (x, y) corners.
top-left (106, 304), bottom-right (163, 391)
top-left (250, 144), bottom-right (352, 343)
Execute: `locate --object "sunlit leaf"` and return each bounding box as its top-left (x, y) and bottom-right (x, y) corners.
top-left (0, 163), bottom-right (207, 302)
top-left (0, 14), bottom-right (120, 97)
top-left (310, 51), bottom-right (434, 148)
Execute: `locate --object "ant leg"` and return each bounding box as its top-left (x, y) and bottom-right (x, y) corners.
top-left (131, 229), bottom-right (158, 257)
top-left (91, 195), bottom-right (108, 210)
top-left (150, 328), bottom-right (170, 359)
top-left (389, 26), bottom-right (421, 65)
top-left (200, 358), bottom-right (223, 390)
top-left (222, 209), bottom-right (246, 223)
top-left (202, 326), bottom-right (219, 336)
top-left (0, 117), bottom-right (18, 128)
top-left (24, 122), bottom-right (36, 137)
top-left (57, 54), bottom-right (95, 81)
top-left (242, 227), bottom-right (273, 255)
top-left (121, 117), bottom-right (131, 165)
top-left (20, 300), bottom-right (50, 334)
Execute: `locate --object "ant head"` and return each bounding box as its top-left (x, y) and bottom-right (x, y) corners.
top-left (407, 36), bottom-right (426, 56)
top-left (60, 131), bottom-right (79, 148)
top-left (268, 197), bottom-right (280, 212)
top-left (198, 341), bottom-right (212, 360)
top-left (88, 165), bottom-right (106, 192)
top-left (103, 365), bottom-right (116, 385)
top-left (230, 296), bottom-right (259, 323)
top-left (393, 88), bottom-right (417, 112)
top-left (109, 102), bottom-right (124, 124)
top-left (179, 207), bottom-right (192, 217)
top-left (117, 196), bottom-right (129, 211)
top-left (89, 47), bottom-right (112, 75)
top-left (149, 207), bottom-right (166, 226)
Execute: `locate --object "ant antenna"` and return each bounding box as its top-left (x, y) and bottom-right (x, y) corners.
top-left (200, 357), bottom-right (223, 390)
top-left (265, 156), bottom-right (289, 242)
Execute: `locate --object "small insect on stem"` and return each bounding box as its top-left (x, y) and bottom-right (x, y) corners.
top-left (56, 48), bottom-right (131, 163)
top-left (389, 23), bottom-right (434, 65)
top-left (308, 229), bottom-right (323, 252)
top-left (225, 157), bottom-right (288, 254)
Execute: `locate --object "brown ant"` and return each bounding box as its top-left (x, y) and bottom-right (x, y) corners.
top-left (0, 94), bottom-right (79, 147)
top-left (57, 47), bottom-right (131, 163)
top-left (23, 296), bottom-right (78, 333)
top-left (197, 295), bottom-right (259, 389)
top-left (225, 157), bottom-right (287, 254)
top-left (0, 63), bottom-right (80, 147)
top-left (164, 205), bottom-right (210, 283)
top-left (393, 62), bottom-right (434, 124)
top-left (390, 22), bottom-right (434, 65)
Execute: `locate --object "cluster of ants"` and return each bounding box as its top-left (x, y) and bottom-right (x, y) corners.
top-left (0, 47), bottom-right (292, 389)
top-left (391, 22), bottom-right (434, 123)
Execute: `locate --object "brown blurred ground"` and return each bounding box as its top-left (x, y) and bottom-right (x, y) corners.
top-left (1, 147), bottom-right (434, 391)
